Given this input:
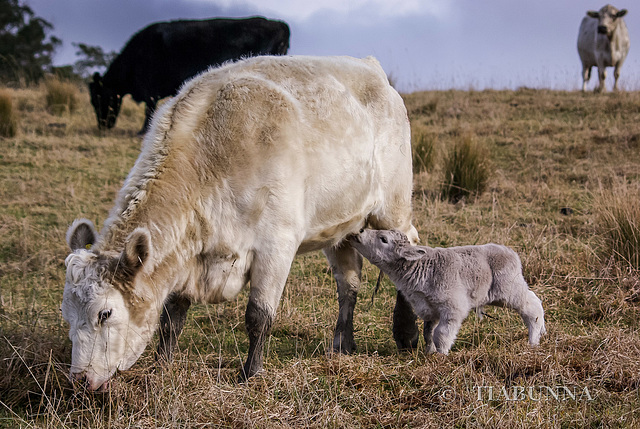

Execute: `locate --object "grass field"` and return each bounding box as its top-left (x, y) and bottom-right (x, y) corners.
top-left (0, 82), bottom-right (639, 427)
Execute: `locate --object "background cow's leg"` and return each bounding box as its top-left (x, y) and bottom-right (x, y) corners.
top-left (241, 248), bottom-right (294, 380)
top-left (141, 97), bottom-right (157, 134)
top-left (596, 66), bottom-right (607, 93)
top-left (324, 242), bottom-right (362, 354)
top-left (613, 63), bottom-right (622, 91)
top-left (581, 65), bottom-right (591, 92)
top-left (393, 290), bottom-right (419, 350)
top-left (157, 293), bottom-right (191, 363)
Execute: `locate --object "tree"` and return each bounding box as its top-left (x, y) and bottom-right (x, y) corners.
top-left (72, 43), bottom-right (116, 78)
top-left (0, 0), bottom-right (60, 84)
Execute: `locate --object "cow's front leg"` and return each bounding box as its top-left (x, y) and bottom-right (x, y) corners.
top-left (324, 242), bottom-right (362, 354)
top-left (240, 249), bottom-right (294, 380)
top-left (157, 293), bottom-right (191, 363)
top-left (596, 66), bottom-right (607, 93)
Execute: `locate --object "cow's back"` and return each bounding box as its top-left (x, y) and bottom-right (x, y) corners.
top-left (138, 55), bottom-right (413, 254)
top-left (104, 18), bottom-right (290, 102)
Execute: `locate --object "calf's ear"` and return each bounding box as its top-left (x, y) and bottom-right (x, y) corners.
top-left (617, 9), bottom-right (627, 18)
top-left (587, 11), bottom-right (599, 18)
top-left (400, 246), bottom-right (427, 261)
top-left (66, 219), bottom-right (97, 251)
top-left (123, 227), bottom-right (152, 272)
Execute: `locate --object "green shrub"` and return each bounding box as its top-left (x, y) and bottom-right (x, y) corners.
top-left (441, 134), bottom-right (490, 202)
top-left (412, 131), bottom-right (436, 173)
top-left (44, 77), bottom-right (78, 115)
top-left (594, 181), bottom-right (640, 270)
top-left (0, 89), bottom-right (18, 137)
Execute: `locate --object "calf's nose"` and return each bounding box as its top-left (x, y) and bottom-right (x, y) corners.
top-left (597, 25), bottom-right (607, 34)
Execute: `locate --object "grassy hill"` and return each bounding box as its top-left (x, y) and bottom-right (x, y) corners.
top-left (0, 82), bottom-right (638, 427)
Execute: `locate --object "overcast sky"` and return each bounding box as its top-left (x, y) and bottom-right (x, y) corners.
top-left (27, 0), bottom-right (639, 93)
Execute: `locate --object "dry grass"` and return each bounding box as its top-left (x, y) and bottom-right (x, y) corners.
top-left (44, 78), bottom-right (79, 116)
top-left (0, 89), bottom-right (18, 137)
top-left (1, 86), bottom-right (640, 427)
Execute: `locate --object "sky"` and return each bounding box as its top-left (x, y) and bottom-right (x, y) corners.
top-left (26, 0), bottom-right (639, 93)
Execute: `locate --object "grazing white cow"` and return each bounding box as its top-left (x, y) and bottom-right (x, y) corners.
top-left (62, 55), bottom-right (419, 391)
top-left (577, 4), bottom-right (630, 92)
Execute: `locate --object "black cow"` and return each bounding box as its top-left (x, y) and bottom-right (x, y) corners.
top-left (90, 16), bottom-right (290, 133)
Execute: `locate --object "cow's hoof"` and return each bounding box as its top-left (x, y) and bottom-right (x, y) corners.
top-left (331, 336), bottom-right (357, 355)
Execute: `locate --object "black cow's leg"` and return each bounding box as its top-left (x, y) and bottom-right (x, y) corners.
top-left (324, 242), bottom-right (362, 354)
top-left (157, 293), bottom-right (191, 363)
top-left (140, 98), bottom-right (157, 135)
top-left (393, 290), bottom-right (419, 350)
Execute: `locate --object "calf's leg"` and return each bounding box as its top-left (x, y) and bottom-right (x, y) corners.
top-left (157, 293), bottom-right (191, 363)
top-left (422, 313), bottom-right (439, 354)
top-left (324, 242), bottom-right (362, 354)
top-left (432, 312), bottom-right (464, 355)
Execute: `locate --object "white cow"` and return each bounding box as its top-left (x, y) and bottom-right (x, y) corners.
top-left (62, 55), bottom-right (419, 391)
top-left (577, 4), bottom-right (630, 92)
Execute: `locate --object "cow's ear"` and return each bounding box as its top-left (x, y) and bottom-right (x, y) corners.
top-left (92, 72), bottom-right (102, 85)
top-left (67, 219), bottom-right (97, 251)
top-left (617, 9), bottom-right (627, 18)
top-left (587, 11), bottom-right (599, 18)
top-left (122, 227), bottom-right (152, 272)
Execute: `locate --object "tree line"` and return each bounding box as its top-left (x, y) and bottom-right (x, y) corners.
top-left (0, 0), bottom-right (115, 85)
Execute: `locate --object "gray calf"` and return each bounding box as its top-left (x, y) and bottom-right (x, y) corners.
top-left (349, 229), bottom-right (546, 354)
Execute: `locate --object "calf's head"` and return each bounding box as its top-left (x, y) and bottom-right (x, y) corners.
top-left (587, 4), bottom-right (627, 39)
top-left (349, 229), bottom-right (426, 269)
top-left (89, 72), bottom-right (122, 129)
top-left (61, 219), bottom-right (157, 391)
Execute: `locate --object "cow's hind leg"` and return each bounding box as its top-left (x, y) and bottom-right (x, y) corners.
top-left (394, 290), bottom-right (419, 350)
top-left (582, 65), bottom-right (591, 92)
top-left (157, 293), bottom-right (191, 363)
top-left (241, 247), bottom-right (295, 380)
top-left (324, 242), bottom-right (362, 354)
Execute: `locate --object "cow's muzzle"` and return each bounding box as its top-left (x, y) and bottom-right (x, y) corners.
top-left (597, 25), bottom-right (608, 35)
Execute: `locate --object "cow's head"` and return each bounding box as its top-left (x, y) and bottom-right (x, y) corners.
top-left (587, 4), bottom-right (627, 39)
top-left (61, 219), bottom-right (158, 391)
top-left (89, 73), bottom-right (122, 129)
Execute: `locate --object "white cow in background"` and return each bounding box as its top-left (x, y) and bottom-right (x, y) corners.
top-left (61, 55), bottom-right (419, 391)
top-left (577, 4), bottom-right (630, 92)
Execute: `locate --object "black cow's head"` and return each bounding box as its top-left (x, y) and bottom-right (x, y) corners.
top-left (89, 73), bottom-right (122, 129)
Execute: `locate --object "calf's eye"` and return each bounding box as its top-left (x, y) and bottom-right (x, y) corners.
top-left (380, 236), bottom-right (388, 244)
top-left (98, 309), bottom-right (112, 325)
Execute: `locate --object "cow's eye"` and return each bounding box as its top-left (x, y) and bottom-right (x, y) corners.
top-left (98, 309), bottom-right (112, 325)
top-left (380, 236), bottom-right (388, 244)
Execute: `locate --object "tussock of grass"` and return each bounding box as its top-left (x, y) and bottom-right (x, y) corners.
top-left (44, 78), bottom-right (78, 116)
top-left (412, 131), bottom-right (437, 173)
top-left (441, 134), bottom-right (490, 202)
top-left (0, 89), bottom-right (18, 137)
top-left (594, 179), bottom-right (640, 270)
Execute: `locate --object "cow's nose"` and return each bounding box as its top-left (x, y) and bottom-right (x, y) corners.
top-left (70, 371), bottom-right (88, 387)
top-left (597, 25), bottom-right (607, 34)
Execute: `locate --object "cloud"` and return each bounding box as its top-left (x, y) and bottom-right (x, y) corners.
top-left (194, 0), bottom-right (450, 21)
